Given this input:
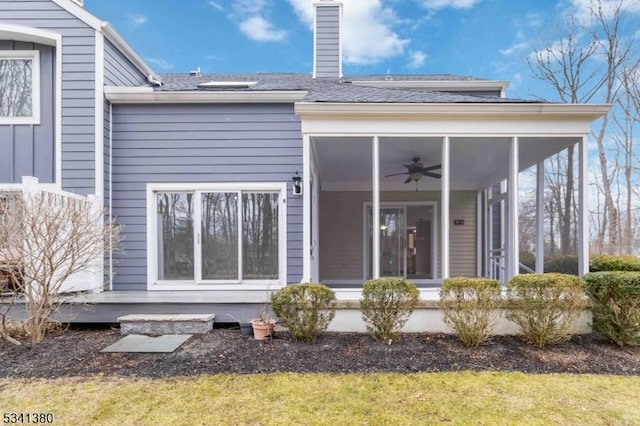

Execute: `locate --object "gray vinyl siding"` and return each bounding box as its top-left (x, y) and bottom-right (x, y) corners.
top-left (314, 5), bottom-right (340, 79)
top-left (0, 40), bottom-right (54, 183)
top-left (103, 38), bottom-right (148, 86)
top-left (111, 103), bottom-right (303, 290)
top-left (319, 191), bottom-right (478, 280)
top-left (0, 0), bottom-right (96, 195)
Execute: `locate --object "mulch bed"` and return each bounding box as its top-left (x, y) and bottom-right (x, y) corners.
top-left (1, 325), bottom-right (639, 379)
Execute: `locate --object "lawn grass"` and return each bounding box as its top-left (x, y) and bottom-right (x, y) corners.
top-left (1, 372), bottom-right (639, 425)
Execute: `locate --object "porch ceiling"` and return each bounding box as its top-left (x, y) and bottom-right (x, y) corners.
top-left (313, 136), bottom-right (580, 191)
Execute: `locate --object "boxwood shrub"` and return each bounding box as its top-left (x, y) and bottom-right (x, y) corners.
top-left (270, 283), bottom-right (336, 342)
top-left (584, 271), bottom-right (640, 346)
top-left (590, 255), bottom-right (640, 272)
top-left (506, 273), bottom-right (586, 347)
top-left (360, 278), bottom-right (419, 344)
top-left (440, 277), bottom-right (501, 347)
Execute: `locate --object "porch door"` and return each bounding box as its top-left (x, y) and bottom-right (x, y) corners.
top-left (367, 207), bottom-right (406, 278)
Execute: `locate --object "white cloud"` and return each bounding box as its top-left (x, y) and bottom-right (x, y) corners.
top-left (229, 0), bottom-right (286, 42)
top-left (146, 58), bottom-right (174, 70)
top-left (499, 41), bottom-right (530, 56)
top-left (524, 12), bottom-right (544, 28)
top-left (239, 16), bottom-right (287, 41)
top-left (407, 51), bottom-right (427, 69)
top-left (421, 0), bottom-right (483, 10)
top-left (125, 13), bottom-right (147, 26)
top-left (287, 0), bottom-right (409, 65)
top-left (208, 1), bottom-right (224, 11)
top-left (568, 0), bottom-right (640, 25)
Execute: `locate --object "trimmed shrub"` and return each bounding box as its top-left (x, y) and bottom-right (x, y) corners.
top-left (544, 255), bottom-right (578, 275)
top-left (270, 283), bottom-right (336, 342)
top-left (584, 272), bottom-right (640, 346)
top-left (506, 273), bottom-right (586, 347)
top-left (360, 278), bottom-right (419, 344)
top-left (590, 255), bottom-right (640, 272)
top-left (440, 277), bottom-right (501, 347)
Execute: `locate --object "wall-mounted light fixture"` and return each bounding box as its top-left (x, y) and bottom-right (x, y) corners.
top-left (292, 171), bottom-right (302, 195)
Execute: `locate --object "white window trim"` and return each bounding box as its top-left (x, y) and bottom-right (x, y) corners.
top-left (362, 201), bottom-right (439, 284)
top-left (146, 182), bottom-right (288, 291)
top-left (0, 50), bottom-right (40, 125)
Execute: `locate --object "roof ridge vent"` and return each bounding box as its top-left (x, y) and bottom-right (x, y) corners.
top-left (190, 67), bottom-right (201, 77)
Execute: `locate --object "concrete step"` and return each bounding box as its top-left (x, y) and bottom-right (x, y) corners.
top-left (118, 313), bottom-right (215, 335)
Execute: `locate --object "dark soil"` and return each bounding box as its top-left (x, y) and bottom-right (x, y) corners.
top-left (1, 325), bottom-right (639, 379)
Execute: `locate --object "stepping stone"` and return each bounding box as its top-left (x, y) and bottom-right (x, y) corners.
top-left (101, 334), bottom-right (192, 353)
top-left (118, 314), bottom-right (215, 335)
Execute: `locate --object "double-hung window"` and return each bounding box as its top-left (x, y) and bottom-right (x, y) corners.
top-left (150, 183), bottom-right (286, 288)
top-left (0, 50), bottom-right (40, 124)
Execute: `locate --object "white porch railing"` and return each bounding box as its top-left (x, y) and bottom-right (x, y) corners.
top-left (0, 176), bottom-right (103, 294)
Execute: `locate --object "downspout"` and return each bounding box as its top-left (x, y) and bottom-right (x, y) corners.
top-left (109, 101), bottom-right (113, 291)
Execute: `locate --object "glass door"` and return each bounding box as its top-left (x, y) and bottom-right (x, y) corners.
top-left (366, 207), bottom-right (406, 278)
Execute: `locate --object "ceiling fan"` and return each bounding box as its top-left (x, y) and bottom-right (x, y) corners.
top-left (385, 157), bottom-right (441, 190)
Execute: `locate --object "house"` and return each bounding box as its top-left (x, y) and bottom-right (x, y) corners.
top-left (0, 0), bottom-right (608, 325)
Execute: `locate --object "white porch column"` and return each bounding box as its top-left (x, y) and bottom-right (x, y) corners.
top-left (372, 136), bottom-right (381, 279)
top-left (441, 136), bottom-right (450, 279)
top-left (302, 134), bottom-right (311, 282)
top-left (535, 161), bottom-right (545, 273)
top-left (507, 136), bottom-right (520, 281)
top-left (578, 136), bottom-right (589, 276)
top-left (476, 191), bottom-right (483, 276)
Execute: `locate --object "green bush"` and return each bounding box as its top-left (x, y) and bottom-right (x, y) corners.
top-left (270, 283), bottom-right (336, 342)
top-left (584, 272), bottom-right (640, 346)
top-left (360, 278), bottom-right (419, 344)
top-left (440, 277), bottom-right (501, 347)
top-left (590, 255), bottom-right (640, 272)
top-left (506, 273), bottom-right (586, 347)
top-left (544, 255), bottom-right (578, 275)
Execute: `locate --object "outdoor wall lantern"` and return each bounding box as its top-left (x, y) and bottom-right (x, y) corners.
top-left (292, 171), bottom-right (302, 195)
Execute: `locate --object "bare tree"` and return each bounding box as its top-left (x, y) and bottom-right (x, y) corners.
top-left (0, 188), bottom-right (121, 343)
top-left (529, 0), bottom-right (640, 254)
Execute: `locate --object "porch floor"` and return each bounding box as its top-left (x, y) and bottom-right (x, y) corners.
top-left (4, 288), bottom-right (442, 324)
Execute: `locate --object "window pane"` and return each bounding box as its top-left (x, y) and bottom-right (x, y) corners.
top-left (157, 193), bottom-right (194, 280)
top-left (242, 193), bottom-right (279, 280)
top-left (0, 59), bottom-right (33, 117)
top-left (201, 192), bottom-right (238, 280)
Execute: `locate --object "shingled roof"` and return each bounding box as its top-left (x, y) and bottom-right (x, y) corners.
top-left (156, 73), bottom-right (540, 104)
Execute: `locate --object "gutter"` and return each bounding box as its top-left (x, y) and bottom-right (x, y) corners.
top-left (294, 102), bottom-right (611, 121)
top-left (104, 87), bottom-right (308, 103)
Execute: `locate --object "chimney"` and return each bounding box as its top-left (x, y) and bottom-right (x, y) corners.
top-left (313, 0), bottom-right (343, 79)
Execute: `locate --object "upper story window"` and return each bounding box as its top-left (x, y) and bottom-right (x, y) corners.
top-left (0, 50), bottom-right (40, 124)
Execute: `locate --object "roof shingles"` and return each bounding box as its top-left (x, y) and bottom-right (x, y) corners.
top-left (155, 73), bottom-right (540, 104)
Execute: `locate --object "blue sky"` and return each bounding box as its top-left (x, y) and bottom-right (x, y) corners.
top-left (84, 0), bottom-right (637, 100)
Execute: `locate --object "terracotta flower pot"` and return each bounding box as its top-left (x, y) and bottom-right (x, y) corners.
top-left (250, 319), bottom-right (275, 340)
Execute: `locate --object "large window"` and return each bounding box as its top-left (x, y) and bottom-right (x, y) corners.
top-left (151, 184), bottom-right (285, 287)
top-left (0, 51), bottom-right (40, 124)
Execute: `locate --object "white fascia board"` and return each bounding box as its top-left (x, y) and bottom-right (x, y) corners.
top-left (51, 0), bottom-right (103, 30)
top-left (0, 23), bottom-right (61, 46)
top-left (350, 80), bottom-right (510, 92)
top-left (105, 90), bottom-right (308, 104)
top-left (101, 23), bottom-right (162, 85)
top-left (295, 102), bottom-right (611, 121)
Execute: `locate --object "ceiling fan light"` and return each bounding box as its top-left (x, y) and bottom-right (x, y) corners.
top-left (410, 171), bottom-right (423, 181)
